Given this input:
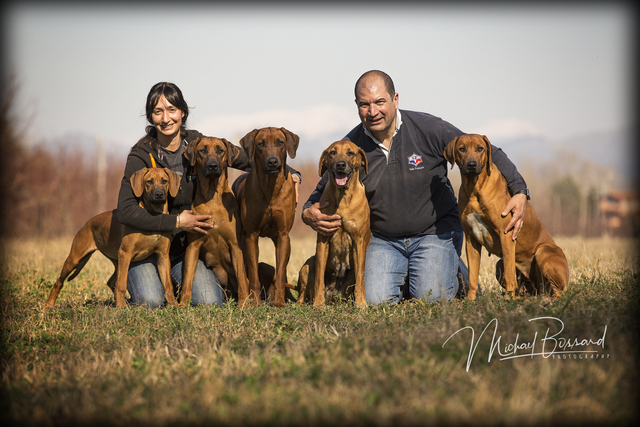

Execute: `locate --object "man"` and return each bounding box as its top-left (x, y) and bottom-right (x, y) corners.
top-left (302, 70), bottom-right (529, 304)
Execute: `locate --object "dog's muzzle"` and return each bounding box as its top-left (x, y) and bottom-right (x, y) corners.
top-left (149, 188), bottom-right (167, 204)
top-left (263, 156), bottom-right (282, 174)
top-left (333, 160), bottom-right (352, 187)
top-left (204, 159), bottom-right (222, 177)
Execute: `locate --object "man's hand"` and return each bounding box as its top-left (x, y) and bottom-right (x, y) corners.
top-left (302, 202), bottom-right (341, 236)
top-left (501, 193), bottom-right (527, 240)
top-left (177, 210), bottom-right (214, 235)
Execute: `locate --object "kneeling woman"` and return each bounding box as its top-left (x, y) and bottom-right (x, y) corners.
top-left (116, 82), bottom-right (300, 308)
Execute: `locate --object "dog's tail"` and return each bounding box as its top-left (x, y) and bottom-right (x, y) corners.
top-left (66, 251), bottom-right (96, 282)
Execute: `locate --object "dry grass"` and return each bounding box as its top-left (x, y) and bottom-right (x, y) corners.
top-left (1, 235), bottom-right (638, 426)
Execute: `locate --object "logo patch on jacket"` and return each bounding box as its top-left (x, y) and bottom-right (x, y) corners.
top-left (408, 153), bottom-right (423, 166)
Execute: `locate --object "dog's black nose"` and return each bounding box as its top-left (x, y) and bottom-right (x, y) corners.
top-left (466, 160), bottom-right (477, 170)
top-left (205, 160), bottom-right (221, 176)
top-left (267, 157), bottom-right (280, 170)
top-left (152, 188), bottom-right (166, 200)
top-left (335, 160), bottom-right (347, 172)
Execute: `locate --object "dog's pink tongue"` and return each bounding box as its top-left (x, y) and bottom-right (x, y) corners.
top-left (335, 172), bottom-right (348, 186)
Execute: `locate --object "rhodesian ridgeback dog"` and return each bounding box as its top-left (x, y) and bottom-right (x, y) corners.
top-left (297, 140), bottom-right (370, 308)
top-left (444, 134), bottom-right (569, 300)
top-left (181, 137), bottom-right (252, 306)
top-left (44, 168), bottom-right (181, 309)
top-left (234, 127), bottom-right (299, 307)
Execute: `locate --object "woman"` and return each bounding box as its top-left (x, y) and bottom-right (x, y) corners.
top-left (117, 82), bottom-right (300, 308)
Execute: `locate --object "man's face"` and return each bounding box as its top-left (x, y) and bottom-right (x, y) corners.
top-left (355, 77), bottom-right (399, 136)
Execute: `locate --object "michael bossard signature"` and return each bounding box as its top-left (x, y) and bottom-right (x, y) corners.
top-left (442, 317), bottom-right (608, 372)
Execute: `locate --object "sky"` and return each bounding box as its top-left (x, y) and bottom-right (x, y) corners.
top-left (2, 2), bottom-right (635, 180)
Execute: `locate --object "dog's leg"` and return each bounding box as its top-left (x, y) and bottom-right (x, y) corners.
top-left (180, 241), bottom-right (203, 306)
top-left (534, 245), bottom-right (569, 298)
top-left (45, 228), bottom-right (99, 309)
top-left (500, 235), bottom-right (519, 299)
top-left (296, 257), bottom-right (313, 305)
top-left (353, 237), bottom-right (368, 308)
top-left (273, 233), bottom-right (291, 308)
top-left (230, 244), bottom-right (252, 307)
top-left (313, 237), bottom-right (330, 307)
top-left (156, 249), bottom-right (178, 306)
top-left (114, 249), bottom-right (133, 308)
top-left (465, 236), bottom-right (483, 300)
top-left (244, 233), bottom-right (263, 304)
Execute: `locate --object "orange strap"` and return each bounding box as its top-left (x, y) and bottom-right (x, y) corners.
top-left (149, 153), bottom-right (157, 168)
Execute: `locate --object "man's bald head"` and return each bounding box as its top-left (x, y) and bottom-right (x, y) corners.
top-left (354, 70), bottom-right (396, 99)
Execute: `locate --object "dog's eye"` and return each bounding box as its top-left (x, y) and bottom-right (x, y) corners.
top-left (277, 139), bottom-right (284, 146)
top-left (146, 179), bottom-right (154, 185)
top-left (216, 147), bottom-right (225, 155)
top-left (199, 146), bottom-right (208, 154)
top-left (329, 150), bottom-right (337, 156)
top-left (458, 146), bottom-right (466, 153)
top-left (347, 151), bottom-right (355, 157)
top-left (476, 146), bottom-right (484, 153)
top-left (161, 178), bottom-right (168, 185)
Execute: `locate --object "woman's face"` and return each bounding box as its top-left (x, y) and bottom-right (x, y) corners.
top-left (151, 94), bottom-right (185, 141)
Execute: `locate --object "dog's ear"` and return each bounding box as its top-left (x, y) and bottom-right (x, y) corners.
top-left (165, 168), bottom-right (181, 198)
top-left (358, 146), bottom-right (369, 176)
top-left (443, 137), bottom-right (459, 170)
top-left (130, 168), bottom-right (148, 198)
top-left (319, 147), bottom-right (331, 177)
top-left (482, 135), bottom-right (493, 176)
top-left (184, 138), bottom-right (201, 166)
top-left (223, 138), bottom-right (240, 167)
top-left (240, 129), bottom-right (258, 160)
top-left (280, 127), bottom-right (299, 159)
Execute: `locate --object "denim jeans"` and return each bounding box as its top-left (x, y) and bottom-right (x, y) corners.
top-left (364, 230), bottom-right (469, 305)
top-left (127, 254), bottom-right (224, 308)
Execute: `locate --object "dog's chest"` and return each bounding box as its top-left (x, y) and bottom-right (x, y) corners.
top-left (328, 229), bottom-right (353, 278)
top-left (465, 211), bottom-right (501, 255)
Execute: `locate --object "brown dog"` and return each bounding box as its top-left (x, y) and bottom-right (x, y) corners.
top-left (235, 127), bottom-right (299, 307)
top-left (297, 140), bottom-right (370, 308)
top-left (444, 134), bottom-right (569, 299)
top-left (44, 168), bottom-right (181, 309)
top-left (181, 137), bottom-right (252, 306)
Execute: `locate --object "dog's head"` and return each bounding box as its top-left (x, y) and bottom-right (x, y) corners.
top-left (130, 167), bottom-right (180, 213)
top-left (184, 136), bottom-right (240, 178)
top-left (319, 140), bottom-right (368, 188)
top-left (240, 127), bottom-right (299, 175)
top-left (444, 134), bottom-right (493, 176)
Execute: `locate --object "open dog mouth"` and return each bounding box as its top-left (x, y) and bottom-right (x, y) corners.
top-left (334, 172), bottom-right (351, 187)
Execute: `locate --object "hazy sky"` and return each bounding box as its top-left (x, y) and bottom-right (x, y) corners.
top-left (3, 2), bottom-right (633, 161)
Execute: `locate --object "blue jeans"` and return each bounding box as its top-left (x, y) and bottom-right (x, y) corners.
top-left (364, 230), bottom-right (469, 305)
top-left (127, 254), bottom-right (225, 308)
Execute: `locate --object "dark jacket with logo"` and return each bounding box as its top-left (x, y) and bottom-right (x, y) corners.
top-left (303, 109), bottom-right (527, 238)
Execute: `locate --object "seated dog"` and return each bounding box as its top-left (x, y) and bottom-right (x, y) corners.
top-left (444, 134), bottom-right (569, 299)
top-left (44, 167), bottom-right (181, 309)
top-left (297, 140), bottom-right (370, 307)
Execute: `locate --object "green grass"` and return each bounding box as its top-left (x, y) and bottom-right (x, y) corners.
top-left (1, 236), bottom-right (638, 426)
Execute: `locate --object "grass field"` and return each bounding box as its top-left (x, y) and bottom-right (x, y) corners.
top-left (1, 235), bottom-right (638, 426)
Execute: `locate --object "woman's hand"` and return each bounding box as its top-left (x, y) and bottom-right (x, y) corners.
top-left (177, 210), bottom-right (213, 235)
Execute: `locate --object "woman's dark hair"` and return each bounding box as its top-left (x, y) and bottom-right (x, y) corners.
top-left (131, 82), bottom-right (190, 154)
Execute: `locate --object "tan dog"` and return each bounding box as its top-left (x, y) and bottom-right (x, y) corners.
top-left (235, 127), bottom-right (299, 307)
top-left (297, 140), bottom-right (370, 308)
top-left (181, 137), bottom-right (252, 306)
top-left (44, 168), bottom-right (181, 309)
top-left (444, 134), bottom-right (569, 299)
